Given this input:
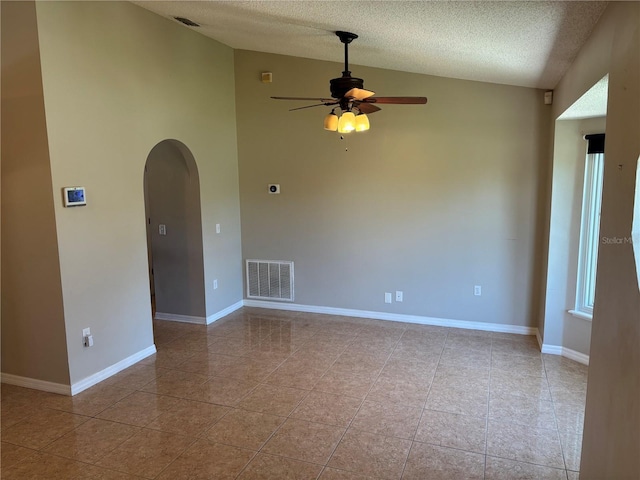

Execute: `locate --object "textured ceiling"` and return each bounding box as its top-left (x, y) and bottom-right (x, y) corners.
top-left (133, 1), bottom-right (608, 90)
top-left (558, 74), bottom-right (608, 120)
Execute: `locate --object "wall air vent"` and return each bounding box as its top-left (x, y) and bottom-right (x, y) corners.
top-left (174, 17), bottom-right (200, 27)
top-left (246, 260), bottom-right (294, 302)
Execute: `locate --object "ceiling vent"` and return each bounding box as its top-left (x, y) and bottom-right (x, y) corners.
top-left (174, 17), bottom-right (200, 27)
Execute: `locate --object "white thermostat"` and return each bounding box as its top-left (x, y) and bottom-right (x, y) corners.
top-left (63, 187), bottom-right (86, 207)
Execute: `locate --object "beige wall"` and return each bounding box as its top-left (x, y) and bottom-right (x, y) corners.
top-left (31, 1), bottom-right (242, 385)
top-left (551, 2), bottom-right (640, 477)
top-left (235, 50), bottom-right (551, 328)
top-left (1, 1), bottom-right (70, 385)
top-left (544, 116), bottom-right (605, 355)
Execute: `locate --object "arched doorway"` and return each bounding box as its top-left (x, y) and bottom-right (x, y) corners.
top-left (143, 140), bottom-right (206, 321)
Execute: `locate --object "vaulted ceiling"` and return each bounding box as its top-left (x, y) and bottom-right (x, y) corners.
top-left (134, 1), bottom-right (608, 90)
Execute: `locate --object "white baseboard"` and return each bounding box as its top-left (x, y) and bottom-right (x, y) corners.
top-left (206, 301), bottom-right (244, 325)
top-left (70, 345), bottom-right (157, 396)
top-left (541, 343), bottom-right (589, 365)
top-left (541, 343), bottom-right (563, 355)
top-left (243, 300), bottom-right (537, 335)
top-left (0, 373), bottom-right (72, 396)
top-left (154, 312), bottom-right (206, 324)
top-left (155, 301), bottom-right (244, 326)
top-left (561, 347), bottom-right (590, 365)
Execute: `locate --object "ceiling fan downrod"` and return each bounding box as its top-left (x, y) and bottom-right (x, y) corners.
top-left (336, 31), bottom-right (358, 77)
top-left (330, 31), bottom-right (365, 99)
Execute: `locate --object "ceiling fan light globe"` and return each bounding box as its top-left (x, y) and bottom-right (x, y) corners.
top-left (355, 113), bottom-right (370, 132)
top-left (323, 112), bottom-right (338, 131)
top-left (337, 111), bottom-right (356, 133)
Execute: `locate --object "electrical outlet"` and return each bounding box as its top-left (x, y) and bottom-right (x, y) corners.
top-left (385, 292), bottom-right (392, 304)
top-left (396, 291), bottom-right (403, 302)
top-left (214, 279), bottom-right (218, 290)
top-left (474, 285), bottom-right (482, 296)
top-left (159, 224), bottom-right (166, 235)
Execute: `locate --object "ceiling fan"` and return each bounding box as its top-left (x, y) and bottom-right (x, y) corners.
top-left (271, 31), bottom-right (428, 133)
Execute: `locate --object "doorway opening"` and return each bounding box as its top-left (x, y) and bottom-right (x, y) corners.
top-left (143, 139), bottom-right (206, 321)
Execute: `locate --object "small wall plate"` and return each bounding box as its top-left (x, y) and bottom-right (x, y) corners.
top-left (63, 187), bottom-right (86, 207)
top-left (268, 184), bottom-right (280, 194)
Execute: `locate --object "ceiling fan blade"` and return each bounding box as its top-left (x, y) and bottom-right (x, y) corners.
top-left (344, 88), bottom-right (375, 101)
top-left (289, 102), bottom-right (338, 111)
top-left (272, 96), bottom-right (335, 102)
top-left (355, 102), bottom-right (381, 114)
top-left (364, 96), bottom-right (428, 104)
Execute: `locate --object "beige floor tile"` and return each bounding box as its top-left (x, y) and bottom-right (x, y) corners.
top-left (567, 470), bottom-right (579, 480)
top-left (42, 384), bottom-right (133, 417)
top-left (391, 340), bottom-right (444, 362)
top-left (439, 347), bottom-right (492, 368)
top-left (402, 442), bottom-right (485, 479)
top-left (489, 392), bottom-right (556, 429)
top-left (351, 400), bottom-right (422, 439)
top-left (492, 353), bottom-right (546, 377)
top-left (559, 431), bottom-right (583, 471)
top-left (237, 384), bottom-right (308, 416)
top-left (366, 376), bottom-right (431, 408)
top-left (141, 347), bottom-right (199, 369)
top-left (140, 369), bottom-right (209, 397)
top-left (81, 465), bottom-right (150, 479)
top-left (1, 408), bottom-right (89, 449)
top-left (328, 429), bottom-right (411, 479)
top-left (4, 310), bottom-right (588, 480)
top-left (145, 399), bottom-right (229, 436)
top-left (347, 337), bottom-right (398, 356)
top-left (0, 451), bottom-right (89, 479)
top-left (414, 409), bottom-right (487, 453)
top-left (490, 371), bottom-right (552, 400)
top-left (0, 441), bottom-right (37, 468)
top-left (99, 364), bottom-right (170, 390)
top-left (543, 356), bottom-right (589, 385)
top-left (0, 401), bottom-right (41, 431)
top-left (487, 420), bottom-right (565, 469)
top-left (187, 376), bottom-right (259, 406)
top-left (43, 418), bottom-right (140, 463)
top-left (484, 455), bottom-right (567, 479)
top-left (237, 453), bottom-right (323, 479)
top-left (204, 408), bottom-right (285, 450)
top-left (172, 352), bottom-right (238, 376)
top-left (432, 365), bottom-right (491, 385)
top-left (96, 428), bottom-right (194, 478)
top-left (265, 363), bottom-right (328, 389)
top-left (446, 328), bottom-right (493, 339)
top-left (291, 390), bottom-right (362, 427)
top-left (425, 383), bottom-right (489, 417)
top-left (444, 334), bottom-right (492, 352)
top-left (491, 337), bottom-right (542, 358)
top-left (217, 357), bottom-right (282, 382)
top-left (262, 418), bottom-right (345, 464)
top-left (554, 402), bottom-right (585, 435)
top-left (156, 439), bottom-right (254, 479)
top-left (378, 357), bottom-right (437, 384)
top-left (319, 467), bottom-right (377, 479)
top-left (549, 381), bottom-right (587, 406)
top-left (97, 391), bottom-right (181, 427)
top-left (313, 371), bottom-right (375, 400)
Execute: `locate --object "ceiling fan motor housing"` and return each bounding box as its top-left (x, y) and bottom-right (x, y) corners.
top-left (330, 76), bottom-right (364, 99)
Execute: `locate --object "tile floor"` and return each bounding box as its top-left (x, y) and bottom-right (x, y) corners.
top-left (1, 308), bottom-right (588, 479)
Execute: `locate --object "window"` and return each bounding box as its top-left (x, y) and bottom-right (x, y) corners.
top-left (573, 134), bottom-right (605, 318)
